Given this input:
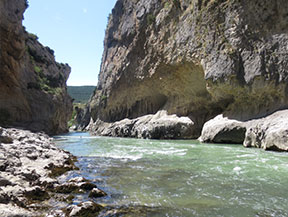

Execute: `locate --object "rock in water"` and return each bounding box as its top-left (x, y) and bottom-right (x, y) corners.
top-left (244, 110), bottom-right (288, 151)
top-left (199, 115), bottom-right (246, 144)
top-left (90, 110), bottom-right (195, 139)
top-left (200, 110), bottom-right (288, 151)
top-left (0, 0), bottom-right (72, 135)
top-left (87, 0), bottom-right (288, 139)
top-left (66, 201), bottom-right (103, 217)
top-left (89, 187), bottom-right (107, 198)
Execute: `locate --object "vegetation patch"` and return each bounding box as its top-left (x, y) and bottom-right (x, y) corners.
top-left (147, 14), bottom-right (156, 25)
top-left (28, 65), bottom-right (64, 95)
top-left (67, 86), bottom-right (96, 103)
top-left (100, 95), bottom-right (108, 102)
top-left (28, 32), bottom-right (38, 40)
top-left (34, 65), bottom-right (42, 74)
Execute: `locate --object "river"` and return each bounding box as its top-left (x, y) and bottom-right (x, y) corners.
top-left (54, 132), bottom-right (288, 216)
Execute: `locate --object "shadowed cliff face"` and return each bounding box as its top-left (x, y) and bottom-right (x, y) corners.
top-left (89, 0), bottom-right (288, 137)
top-left (0, 0), bottom-right (72, 135)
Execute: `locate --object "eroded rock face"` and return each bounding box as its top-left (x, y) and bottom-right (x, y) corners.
top-left (89, 0), bottom-right (288, 138)
top-left (0, 0), bottom-right (72, 135)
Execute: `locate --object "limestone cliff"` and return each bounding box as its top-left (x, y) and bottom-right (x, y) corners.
top-left (89, 0), bottom-right (288, 138)
top-left (0, 0), bottom-right (72, 135)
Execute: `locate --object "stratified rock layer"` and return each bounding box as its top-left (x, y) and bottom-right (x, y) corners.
top-left (0, 0), bottom-right (72, 135)
top-left (89, 0), bottom-right (288, 138)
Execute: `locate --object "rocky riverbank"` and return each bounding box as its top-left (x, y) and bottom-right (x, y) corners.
top-left (0, 127), bottom-right (107, 217)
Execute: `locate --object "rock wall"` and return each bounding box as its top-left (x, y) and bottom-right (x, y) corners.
top-left (89, 0), bottom-right (288, 138)
top-left (0, 0), bottom-right (72, 135)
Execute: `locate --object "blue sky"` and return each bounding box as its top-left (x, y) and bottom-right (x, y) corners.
top-left (23, 0), bottom-right (117, 86)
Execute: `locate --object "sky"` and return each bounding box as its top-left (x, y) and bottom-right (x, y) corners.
top-left (23, 0), bottom-right (117, 86)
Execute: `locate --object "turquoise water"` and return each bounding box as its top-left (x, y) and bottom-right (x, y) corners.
top-left (54, 132), bottom-right (288, 216)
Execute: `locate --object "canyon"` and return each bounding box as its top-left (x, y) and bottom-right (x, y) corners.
top-left (1, 0), bottom-right (288, 215)
top-left (86, 0), bottom-right (288, 150)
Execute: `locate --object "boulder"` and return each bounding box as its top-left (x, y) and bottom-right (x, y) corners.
top-left (199, 114), bottom-right (246, 144)
top-left (0, 204), bottom-right (32, 217)
top-left (90, 110), bottom-right (195, 139)
top-left (88, 188), bottom-right (107, 198)
top-left (55, 178), bottom-right (97, 194)
top-left (200, 110), bottom-right (288, 152)
top-left (66, 201), bottom-right (103, 217)
top-left (244, 110), bottom-right (288, 151)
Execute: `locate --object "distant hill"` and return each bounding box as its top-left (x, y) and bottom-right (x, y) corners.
top-left (67, 86), bottom-right (96, 103)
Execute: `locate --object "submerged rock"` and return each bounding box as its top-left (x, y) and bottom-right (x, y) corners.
top-left (98, 205), bottom-right (162, 217)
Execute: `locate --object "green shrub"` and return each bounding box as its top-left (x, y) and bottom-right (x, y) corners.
top-left (67, 86), bottom-right (96, 103)
top-left (164, 2), bottom-right (171, 8)
top-left (34, 65), bottom-right (42, 74)
top-left (28, 33), bottom-right (38, 40)
top-left (147, 14), bottom-right (156, 25)
top-left (101, 95), bottom-right (108, 101)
